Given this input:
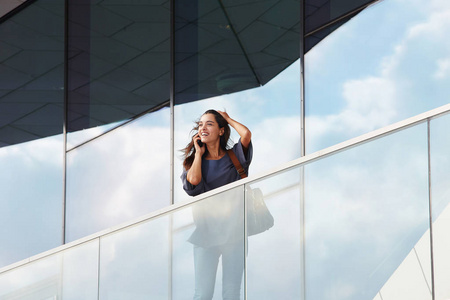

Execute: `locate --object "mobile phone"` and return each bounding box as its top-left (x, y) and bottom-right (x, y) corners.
top-left (197, 139), bottom-right (204, 147)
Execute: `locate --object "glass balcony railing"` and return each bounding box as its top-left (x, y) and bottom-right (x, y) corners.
top-left (0, 104), bottom-right (449, 300)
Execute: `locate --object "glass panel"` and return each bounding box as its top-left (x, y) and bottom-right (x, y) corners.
top-left (245, 168), bottom-right (302, 298)
top-left (0, 0), bottom-right (64, 268)
top-left (67, 0), bottom-right (170, 147)
top-left (67, 121), bottom-right (124, 150)
top-left (0, 254), bottom-right (62, 299)
top-left (304, 123), bottom-right (430, 300)
top-left (430, 113), bottom-right (450, 300)
top-left (0, 135), bottom-right (63, 268)
top-left (172, 186), bottom-right (245, 300)
top-left (305, 0), bottom-right (374, 34)
top-left (305, 0), bottom-right (450, 153)
top-left (0, 0), bottom-right (64, 148)
top-left (99, 215), bottom-right (170, 299)
top-left (173, 0), bottom-right (300, 104)
top-left (66, 108), bottom-right (170, 242)
top-left (0, 240), bottom-right (99, 300)
top-left (61, 240), bottom-right (99, 300)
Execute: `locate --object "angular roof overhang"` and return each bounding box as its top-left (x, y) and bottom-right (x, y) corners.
top-left (0, 0), bottom-right (378, 148)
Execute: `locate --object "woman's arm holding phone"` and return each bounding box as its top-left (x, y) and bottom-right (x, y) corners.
top-left (217, 111), bottom-right (252, 151)
top-left (186, 133), bottom-right (205, 185)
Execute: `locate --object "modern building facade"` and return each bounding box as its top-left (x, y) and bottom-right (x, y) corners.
top-left (0, 0), bottom-right (449, 299)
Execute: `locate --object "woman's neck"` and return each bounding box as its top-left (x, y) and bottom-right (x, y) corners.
top-left (205, 143), bottom-right (224, 160)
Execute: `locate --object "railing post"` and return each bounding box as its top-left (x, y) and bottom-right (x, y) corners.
top-left (427, 119), bottom-right (435, 300)
top-left (299, 0), bottom-right (306, 299)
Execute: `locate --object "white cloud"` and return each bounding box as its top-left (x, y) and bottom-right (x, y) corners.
top-left (306, 76), bottom-right (398, 151)
top-left (307, 1), bottom-right (450, 152)
top-left (0, 135), bottom-right (62, 168)
top-left (434, 58), bottom-right (450, 79)
top-left (250, 115), bottom-right (301, 175)
top-left (407, 8), bottom-right (450, 39)
top-left (65, 123), bottom-right (171, 239)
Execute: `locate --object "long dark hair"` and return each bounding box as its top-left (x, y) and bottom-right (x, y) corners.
top-left (182, 109), bottom-right (231, 170)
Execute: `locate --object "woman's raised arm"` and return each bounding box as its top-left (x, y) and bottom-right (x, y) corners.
top-left (217, 111), bottom-right (252, 150)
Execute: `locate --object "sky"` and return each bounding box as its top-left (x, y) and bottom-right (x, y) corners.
top-left (1, 0), bottom-right (450, 298)
top-left (306, 0), bottom-right (450, 152)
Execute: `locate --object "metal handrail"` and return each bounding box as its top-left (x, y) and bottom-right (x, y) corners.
top-left (1, 102), bottom-right (449, 274)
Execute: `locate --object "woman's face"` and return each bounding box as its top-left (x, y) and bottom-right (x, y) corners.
top-left (198, 113), bottom-right (224, 144)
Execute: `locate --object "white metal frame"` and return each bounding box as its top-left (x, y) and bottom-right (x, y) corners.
top-left (1, 103), bottom-right (449, 275)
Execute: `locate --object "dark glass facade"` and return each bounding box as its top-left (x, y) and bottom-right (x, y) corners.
top-left (5, 0), bottom-right (444, 273)
top-left (1, 0), bottom-right (450, 299)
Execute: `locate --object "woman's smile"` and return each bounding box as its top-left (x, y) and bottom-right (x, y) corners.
top-left (198, 114), bottom-right (221, 143)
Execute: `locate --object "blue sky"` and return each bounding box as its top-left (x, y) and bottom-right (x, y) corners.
top-left (305, 0), bottom-right (450, 152)
top-left (1, 0), bottom-right (450, 297)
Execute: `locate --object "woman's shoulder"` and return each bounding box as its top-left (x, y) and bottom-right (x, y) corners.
top-left (230, 139), bottom-right (252, 165)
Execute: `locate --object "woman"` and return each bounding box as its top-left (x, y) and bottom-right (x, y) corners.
top-left (181, 109), bottom-right (252, 300)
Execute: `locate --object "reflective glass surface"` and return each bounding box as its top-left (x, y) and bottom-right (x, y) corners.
top-left (61, 240), bottom-right (99, 300)
top-left (66, 108), bottom-right (170, 242)
top-left (173, 0), bottom-right (300, 104)
top-left (99, 216), bottom-right (170, 299)
top-left (305, 0), bottom-right (374, 33)
top-left (0, 240), bottom-right (98, 300)
top-left (1, 109), bottom-right (448, 299)
top-left (67, 120), bottom-right (125, 151)
top-left (246, 169), bottom-right (302, 299)
top-left (67, 0), bottom-right (170, 146)
top-left (304, 123), bottom-right (430, 300)
top-left (304, 0), bottom-right (375, 52)
top-left (305, 0), bottom-right (450, 153)
top-left (172, 186), bottom-right (245, 299)
top-left (0, 0), bottom-right (64, 269)
top-left (0, 254), bottom-right (62, 299)
top-left (430, 113), bottom-right (450, 300)
top-left (0, 135), bottom-right (63, 268)
top-left (0, 0), bottom-right (64, 148)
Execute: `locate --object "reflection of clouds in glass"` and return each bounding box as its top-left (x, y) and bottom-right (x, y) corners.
top-left (0, 136), bottom-right (62, 166)
top-left (305, 125), bottom-right (429, 300)
top-left (250, 116), bottom-right (301, 175)
top-left (0, 255), bottom-right (61, 297)
top-left (66, 121), bottom-right (170, 241)
top-left (434, 58), bottom-right (450, 79)
top-left (324, 281), bottom-right (357, 300)
top-left (247, 172), bottom-right (302, 299)
top-left (67, 121), bottom-right (123, 149)
top-left (307, 0), bottom-right (450, 153)
top-left (62, 240), bottom-right (99, 299)
top-left (0, 136), bottom-right (62, 268)
top-left (99, 216), bottom-right (170, 298)
top-left (307, 76), bottom-right (398, 149)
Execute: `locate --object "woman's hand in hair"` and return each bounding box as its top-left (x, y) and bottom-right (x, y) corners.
top-left (217, 110), bottom-right (231, 122)
top-left (217, 110), bottom-right (251, 151)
